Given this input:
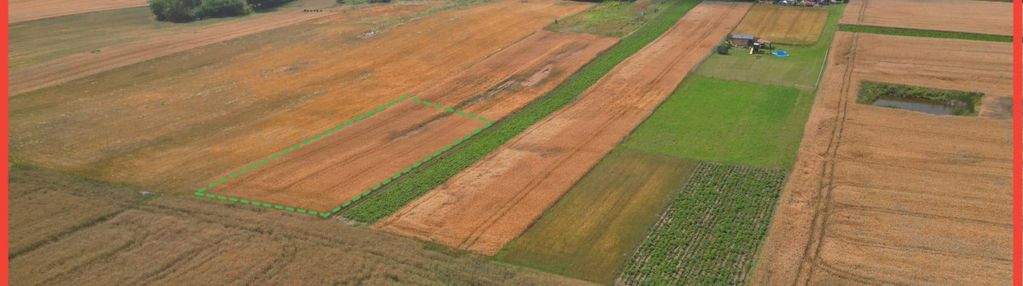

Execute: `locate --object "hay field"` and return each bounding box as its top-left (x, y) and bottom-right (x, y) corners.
top-left (752, 32), bottom-right (1013, 285)
top-left (9, 0), bottom-right (146, 23)
top-left (7, 165), bottom-right (590, 285)
top-left (9, 0), bottom-right (593, 196)
top-left (205, 31), bottom-right (615, 212)
top-left (498, 149), bottom-right (696, 284)
top-left (841, 0), bottom-right (1011, 36)
top-left (733, 4), bottom-right (827, 45)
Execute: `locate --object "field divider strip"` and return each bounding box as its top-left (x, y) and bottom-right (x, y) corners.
top-left (837, 24), bottom-right (1012, 42)
top-left (330, 98), bottom-right (491, 215)
top-left (192, 94), bottom-right (491, 219)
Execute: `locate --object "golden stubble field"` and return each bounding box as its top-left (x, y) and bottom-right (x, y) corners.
top-left (7, 165), bottom-right (591, 285)
top-left (732, 4), bottom-right (827, 45)
top-left (9, 0), bottom-right (594, 197)
top-left (841, 0), bottom-right (1012, 36)
top-left (752, 32), bottom-right (1013, 285)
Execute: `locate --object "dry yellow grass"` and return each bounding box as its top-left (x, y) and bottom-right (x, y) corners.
top-left (733, 4), bottom-right (827, 45)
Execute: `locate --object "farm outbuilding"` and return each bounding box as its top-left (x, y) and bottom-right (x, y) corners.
top-left (728, 34), bottom-right (756, 47)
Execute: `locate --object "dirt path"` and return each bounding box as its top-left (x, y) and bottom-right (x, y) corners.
top-left (841, 0), bottom-right (1011, 36)
top-left (750, 32), bottom-right (1012, 286)
top-left (374, 2), bottom-right (752, 256)
top-left (9, 0), bottom-right (147, 23)
top-left (210, 31), bottom-right (615, 212)
top-left (10, 0), bottom-right (594, 196)
top-left (8, 5), bottom-right (344, 96)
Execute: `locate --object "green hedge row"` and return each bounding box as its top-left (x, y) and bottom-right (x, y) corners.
top-left (343, 0), bottom-right (704, 223)
top-left (857, 81), bottom-right (983, 116)
top-left (149, 0), bottom-right (292, 22)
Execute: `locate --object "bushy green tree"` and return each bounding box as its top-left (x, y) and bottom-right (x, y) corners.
top-left (197, 0), bottom-right (251, 18)
top-left (149, 0), bottom-right (199, 22)
top-left (149, 0), bottom-right (288, 22)
top-left (247, 0), bottom-right (292, 9)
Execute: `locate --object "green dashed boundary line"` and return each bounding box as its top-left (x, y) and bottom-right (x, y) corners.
top-left (193, 95), bottom-right (492, 219)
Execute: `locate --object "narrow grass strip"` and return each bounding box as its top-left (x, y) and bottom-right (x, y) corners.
top-left (343, 0), bottom-right (703, 223)
top-left (195, 95), bottom-right (488, 218)
top-left (838, 24), bottom-right (1011, 42)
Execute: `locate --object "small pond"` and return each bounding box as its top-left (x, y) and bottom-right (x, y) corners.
top-left (872, 96), bottom-right (956, 115)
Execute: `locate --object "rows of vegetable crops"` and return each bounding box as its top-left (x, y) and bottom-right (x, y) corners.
top-left (617, 161), bottom-right (787, 285)
top-left (342, 0), bottom-right (704, 223)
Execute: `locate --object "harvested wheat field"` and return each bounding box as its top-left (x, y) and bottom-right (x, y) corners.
top-left (208, 30), bottom-right (615, 212)
top-left (7, 165), bottom-right (590, 285)
top-left (375, 2), bottom-right (752, 255)
top-left (8, 0), bottom-right (146, 23)
top-left (751, 32), bottom-right (1013, 285)
top-left (732, 4), bottom-right (827, 45)
top-left (9, 0), bottom-right (594, 198)
top-left (841, 0), bottom-right (1011, 36)
top-left (8, 0), bottom-right (375, 95)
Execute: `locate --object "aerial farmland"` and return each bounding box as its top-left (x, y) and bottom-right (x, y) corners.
top-left (7, 0), bottom-right (1017, 285)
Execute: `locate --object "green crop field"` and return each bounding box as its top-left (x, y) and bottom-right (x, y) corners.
top-left (621, 76), bottom-right (814, 169)
top-left (497, 148), bottom-right (696, 285)
top-left (343, 0), bottom-right (704, 223)
top-left (695, 4), bottom-right (843, 89)
top-left (547, 0), bottom-right (668, 37)
top-left (617, 162), bottom-right (787, 285)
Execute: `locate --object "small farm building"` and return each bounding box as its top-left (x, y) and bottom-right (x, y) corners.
top-left (728, 34), bottom-right (757, 47)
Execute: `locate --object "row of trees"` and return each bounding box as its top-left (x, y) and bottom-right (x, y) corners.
top-left (149, 0), bottom-right (292, 22)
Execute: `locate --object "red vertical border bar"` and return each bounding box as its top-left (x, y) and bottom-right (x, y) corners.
top-left (1015, 0), bottom-right (1022, 284)
top-left (2, 0), bottom-right (10, 282)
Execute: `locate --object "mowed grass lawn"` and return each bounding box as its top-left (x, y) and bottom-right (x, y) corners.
top-left (621, 76), bottom-right (813, 169)
top-left (695, 4), bottom-right (842, 89)
top-left (497, 148), bottom-right (697, 285)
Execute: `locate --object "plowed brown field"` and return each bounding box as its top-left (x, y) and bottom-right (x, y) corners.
top-left (751, 33), bottom-right (1013, 285)
top-left (374, 2), bottom-right (752, 256)
top-left (9, 0), bottom-right (146, 23)
top-left (9, 0), bottom-right (594, 196)
top-left (841, 0), bottom-right (1011, 36)
top-left (210, 30), bottom-right (615, 212)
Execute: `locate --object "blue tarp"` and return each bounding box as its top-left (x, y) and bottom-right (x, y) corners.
top-left (773, 50), bottom-right (789, 57)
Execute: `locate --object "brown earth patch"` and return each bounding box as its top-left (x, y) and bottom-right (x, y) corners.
top-left (208, 30), bottom-right (615, 212)
top-left (374, 2), bottom-right (753, 256)
top-left (7, 165), bottom-right (593, 285)
top-left (9, 0), bottom-right (147, 23)
top-left (841, 0), bottom-right (1011, 36)
top-left (9, 0), bottom-right (594, 196)
top-left (750, 32), bottom-right (1012, 285)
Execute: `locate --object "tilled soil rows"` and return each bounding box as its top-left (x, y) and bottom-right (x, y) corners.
top-left (9, 0), bottom-right (594, 196)
top-left (751, 32), bottom-right (1013, 285)
top-left (841, 0), bottom-right (1011, 36)
top-left (374, 2), bottom-right (752, 256)
top-left (208, 31), bottom-right (615, 212)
